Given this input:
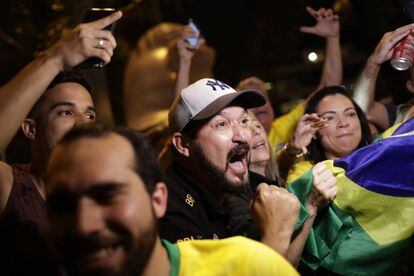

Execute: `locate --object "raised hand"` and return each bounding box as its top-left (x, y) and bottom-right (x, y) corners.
top-left (177, 23), bottom-right (205, 64)
top-left (307, 162), bottom-right (338, 215)
top-left (300, 6), bottom-right (339, 38)
top-left (368, 23), bottom-right (414, 66)
top-left (45, 11), bottom-right (122, 71)
top-left (289, 113), bottom-right (327, 155)
top-left (251, 183), bottom-right (300, 256)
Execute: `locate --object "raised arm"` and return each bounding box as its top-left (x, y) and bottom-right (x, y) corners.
top-left (300, 6), bottom-right (342, 92)
top-left (277, 113), bottom-right (326, 182)
top-left (174, 22), bottom-right (204, 97)
top-left (268, 7), bottom-right (341, 153)
top-left (0, 11), bottom-right (122, 154)
top-left (353, 24), bottom-right (414, 130)
top-left (0, 11), bottom-right (122, 217)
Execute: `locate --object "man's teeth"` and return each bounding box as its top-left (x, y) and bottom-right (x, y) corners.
top-left (85, 247), bottom-right (116, 262)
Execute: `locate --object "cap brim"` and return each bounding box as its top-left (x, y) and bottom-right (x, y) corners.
top-left (192, 89), bottom-right (266, 121)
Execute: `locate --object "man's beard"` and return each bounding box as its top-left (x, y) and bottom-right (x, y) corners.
top-left (193, 143), bottom-right (250, 196)
top-left (60, 214), bottom-right (158, 276)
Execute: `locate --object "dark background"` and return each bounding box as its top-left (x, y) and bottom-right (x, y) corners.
top-left (1, 0), bottom-right (412, 115)
top-left (1, 0), bottom-right (413, 162)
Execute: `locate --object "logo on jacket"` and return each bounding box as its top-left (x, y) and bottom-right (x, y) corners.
top-left (185, 194), bottom-right (195, 207)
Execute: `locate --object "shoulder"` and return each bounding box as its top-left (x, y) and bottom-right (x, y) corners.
top-left (0, 161), bottom-right (14, 217)
top-left (226, 237), bottom-right (299, 275)
top-left (177, 236), bottom-right (299, 275)
top-left (159, 174), bottom-right (203, 242)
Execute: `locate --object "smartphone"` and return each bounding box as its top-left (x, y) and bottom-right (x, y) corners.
top-left (186, 19), bottom-right (200, 46)
top-left (76, 8), bottom-right (117, 70)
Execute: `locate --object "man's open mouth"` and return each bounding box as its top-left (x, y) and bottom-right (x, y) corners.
top-left (227, 143), bottom-right (250, 174)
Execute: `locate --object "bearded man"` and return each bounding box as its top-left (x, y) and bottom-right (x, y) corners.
top-left (159, 78), bottom-right (304, 257)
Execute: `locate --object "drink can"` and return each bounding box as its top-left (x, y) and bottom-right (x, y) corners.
top-left (391, 33), bottom-right (414, 71)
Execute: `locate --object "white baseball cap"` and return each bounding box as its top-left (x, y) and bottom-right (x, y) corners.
top-left (168, 78), bottom-right (266, 133)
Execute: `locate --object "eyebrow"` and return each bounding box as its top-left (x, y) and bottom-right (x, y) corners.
top-left (49, 182), bottom-right (127, 197)
top-left (344, 107), bottom-right (356, 112)
top-left (217, 108), bottom-right (247, 118)
top-left (86, 182), bottom-right (128, 196)
top-left (320, 107), bottom-right (355, 116)
top-left (320, 111), bottom-right (336, 116)
top-left (49, 102), bottom-right (95, 113)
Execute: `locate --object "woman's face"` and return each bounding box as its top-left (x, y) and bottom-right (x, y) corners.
top-left (249, 115), bottom-right (271, 165)
top-left (316, 93), bottom-right (362, 159)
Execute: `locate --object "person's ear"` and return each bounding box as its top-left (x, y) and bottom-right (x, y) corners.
top-left (151, 182), bottom-right (168, 219)
top-left (21, 119), bottom-right (37, 140)
top-left (171, 132), bottom-right (190, 157)
top-left (406, 80), bottom-right (414, 93)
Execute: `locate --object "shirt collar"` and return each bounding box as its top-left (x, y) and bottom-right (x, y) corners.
top-left (161, 240), bottom-right (180, 276)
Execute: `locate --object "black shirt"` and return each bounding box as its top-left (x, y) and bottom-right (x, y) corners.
top-left (159, 162), bottom-right (232, 243)
top-left (223, 171), bottom-right (279, 240)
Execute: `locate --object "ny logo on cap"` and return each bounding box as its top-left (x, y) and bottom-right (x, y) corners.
top-left (206, 80), bottom-right (230, 91)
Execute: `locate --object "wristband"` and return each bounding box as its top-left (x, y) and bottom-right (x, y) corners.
top-left (284, 142), bottom-right (305, 158)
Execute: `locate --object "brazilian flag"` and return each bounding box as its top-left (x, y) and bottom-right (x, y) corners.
top-left (288, 118), bottom-right (414, 275)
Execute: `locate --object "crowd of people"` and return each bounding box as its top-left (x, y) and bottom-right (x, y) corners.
top-left (0, 6), bottom-right (413, 276)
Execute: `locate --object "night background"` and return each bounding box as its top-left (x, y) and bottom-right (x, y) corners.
top-left (1, 0), bottom-right (413, 160)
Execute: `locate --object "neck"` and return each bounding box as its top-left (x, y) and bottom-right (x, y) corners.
top-left (30, 145), bottom-right (49, 178)
top-left (249, 161), bottom-right (267, 177)
top-left (142, 237), bottom-right (170, 276)
top-left (324, 151), bottom-right (341, 161)
top-left (29, 146), bottom-right (49, 199)
top-left (30, 158), bottom-right (45, 178)
top-left (24, 162), bottom-right (46, 200)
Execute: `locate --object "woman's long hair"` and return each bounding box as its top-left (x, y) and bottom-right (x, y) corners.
top-left (265, 149), bottom-right (281, 186)
top-left (305, 86), bottom-right (373, 163)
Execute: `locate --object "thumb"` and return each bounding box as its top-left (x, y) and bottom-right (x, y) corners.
top-left (300, 26), bottom-right (317, 35)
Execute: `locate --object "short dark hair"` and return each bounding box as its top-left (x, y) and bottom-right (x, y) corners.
top-left (27, 70), bottom-right (92, 120)
top-left (170, 118), bottom-right (208, 160)
top-left (305, 86), bottom-right (373, 163)
top-left (58, 124), bottom-right (163, 194)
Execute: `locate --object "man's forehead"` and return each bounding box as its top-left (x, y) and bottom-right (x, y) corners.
top-left (47, 134), bottom-right (140, 194)
top-left (48, 134), bottom-right (135, 176)
top-left (44, 82), bottom-right (93, 105)
top-left (215, 105), bottom-right (247, 117)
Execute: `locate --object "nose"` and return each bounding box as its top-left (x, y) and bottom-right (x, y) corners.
top-left (232, 122), bottom-right (252, 144)
top-left (75, 199), bottom-right (105, 236)
top-left (337, 115), bottom-right (350, 129)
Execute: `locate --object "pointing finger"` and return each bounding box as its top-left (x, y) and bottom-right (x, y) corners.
top-left (86, 11), bottom-right (122, 30)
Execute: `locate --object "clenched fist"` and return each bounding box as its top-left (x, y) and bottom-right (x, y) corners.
top-left (250, 183), bottom-right (300, 256)
top-left (307, 162), bottom-right (338, 215)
